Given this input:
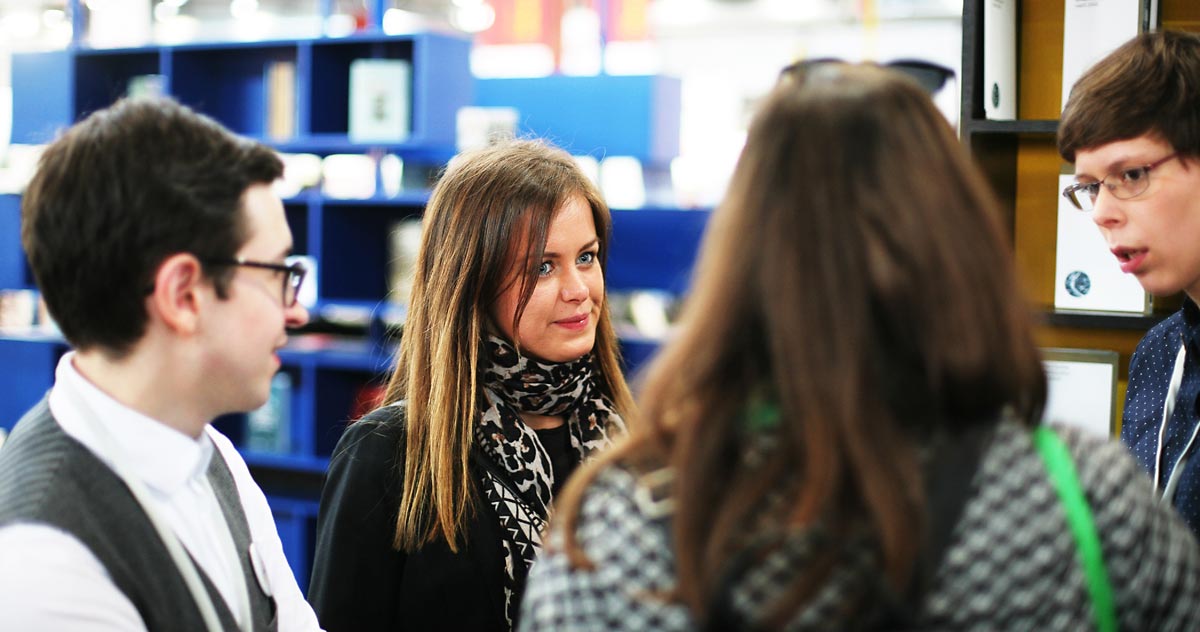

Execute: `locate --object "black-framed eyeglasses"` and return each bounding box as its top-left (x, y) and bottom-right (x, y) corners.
top-left (202, 256), bottom-right (308, 308)
top-left (780, 58), bottom-right (956, 95)
top-left (1062, 153), bottom-right (1180, 212)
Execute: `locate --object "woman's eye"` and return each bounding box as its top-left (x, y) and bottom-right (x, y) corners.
top-left (578, 252), bottom-right (596, 265)
top-left (537, 261), bottom-right (553, 276)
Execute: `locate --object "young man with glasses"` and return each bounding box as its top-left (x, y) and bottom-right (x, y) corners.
top-left (1059, 30), bottom-right (1200, 539)
top-left (0, 97), bottom-right (321, 630)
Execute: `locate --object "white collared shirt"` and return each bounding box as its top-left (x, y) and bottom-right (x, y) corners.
top-left (0, 353), bottom-right (323, 631)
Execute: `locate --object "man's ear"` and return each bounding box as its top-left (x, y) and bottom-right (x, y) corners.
top-left (147, 253), bottom-right (208, 335)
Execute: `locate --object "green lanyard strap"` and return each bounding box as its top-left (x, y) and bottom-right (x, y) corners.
top-left (1032, 426), bottom-right (1117, 632)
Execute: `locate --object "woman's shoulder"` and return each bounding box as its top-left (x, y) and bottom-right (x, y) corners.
top-left (331, 402), bottom-right (409, 464)
top-left (567, 464), bottom-right (674, 560)
top-left (944, 420), bottom-right (1199, 622)
top-left (978, 420), bottom-right (1151, 519)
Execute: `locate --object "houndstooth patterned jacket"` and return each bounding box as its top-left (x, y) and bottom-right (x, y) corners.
top-left (519, 420), bottom-right (1200, 631)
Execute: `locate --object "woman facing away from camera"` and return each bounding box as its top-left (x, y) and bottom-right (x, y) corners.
top-left (519, 62), bottom-right (1200, 631)
top-left (307, 139), bottom-right (634, 631)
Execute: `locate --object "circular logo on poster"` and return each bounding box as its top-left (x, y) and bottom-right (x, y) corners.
top-left (1065, 270), bottom-right (1091, 297)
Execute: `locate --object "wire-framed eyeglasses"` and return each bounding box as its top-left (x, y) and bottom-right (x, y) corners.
top-left (203, 256), bottom-right (308, 308)
top-left (1061, 153), bottom-right (1180, 212)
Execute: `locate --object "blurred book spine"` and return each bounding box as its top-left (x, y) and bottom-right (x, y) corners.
top-left (246, 371), bottom-right (293, 454)
top-left (265, 61), bottom-right (297, 141)
top-left (983, 0), bottom-right (1016, 120)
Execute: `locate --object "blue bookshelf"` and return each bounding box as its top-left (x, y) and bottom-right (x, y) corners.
top-left (1, 1), bottom-right (702, 590)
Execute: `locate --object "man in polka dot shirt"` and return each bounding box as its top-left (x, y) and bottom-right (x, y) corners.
top-left (1059, 30), bottom-right (1200, 538)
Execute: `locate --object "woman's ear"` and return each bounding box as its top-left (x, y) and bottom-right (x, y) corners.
top-left (146, 253), bottom-right (207, 335)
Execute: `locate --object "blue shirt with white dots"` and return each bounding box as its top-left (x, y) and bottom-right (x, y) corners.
top-left (1123, 298), bottom-right (1200, 539)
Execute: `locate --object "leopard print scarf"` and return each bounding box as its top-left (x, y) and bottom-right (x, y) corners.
top-left (475, 334), bottom-right (627, 627)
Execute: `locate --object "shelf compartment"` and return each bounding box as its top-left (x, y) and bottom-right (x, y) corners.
top-left (284, 199), bottom-right (311, 256)
top-left (963, 119), bottom-right (1058, 136)
top-left (317, 203), bottom-right (423, 304)
top-left (308, 38), bottom-right (414, 138)
top-left (170, 44), bottom-right (299, 137)
top-left (74, 49), bottom-right (163, 120)
top-left (313, 366), bottom-right (389, 459)
top-left (1043, 310), bottom-right (1167, 331)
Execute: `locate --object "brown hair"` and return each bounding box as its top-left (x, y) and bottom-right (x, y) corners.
top-left (385, 139), bottom-right (635, 552)
top-left (1059, 30), bottom-right (1200, 162)
top-left (556, 62), bottom-right (1046, 627)
top-left (22, 97), bottom-right (282, 356)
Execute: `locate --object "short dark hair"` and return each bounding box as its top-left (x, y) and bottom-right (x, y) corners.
top-left (21, 97), bottom-right (283, 355)
top-left (1059, 30), bottom-right (1200, 162)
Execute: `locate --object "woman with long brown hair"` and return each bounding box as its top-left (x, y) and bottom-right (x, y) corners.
top-left (519, 62), bottom-right (1200, 630)
top-left (308, 139), bottom-right (634, 631)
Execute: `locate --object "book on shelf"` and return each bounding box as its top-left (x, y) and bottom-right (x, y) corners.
top-left (348, 59), bottom-right (412, 143)
top-left (983, 0), bottom-right (1017, 120)
top-left (246, 371), bottom-right (293, 454)
top-left (1061, 0), bottom-right (1158, 111)
top-left (265, 61), bottom-right (297, 141)
top-left (1054, 172), bottom-right (1151, 314)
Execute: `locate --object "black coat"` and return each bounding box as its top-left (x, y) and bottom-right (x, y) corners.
top-left (309, 405), bottom-right (509, 631)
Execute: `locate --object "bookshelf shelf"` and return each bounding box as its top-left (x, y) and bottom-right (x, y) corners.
top-left (1042, 310), bottom-right (1167, 331)
top-left (963, 119), bottom-right (1058, 135)
top-left (241, 451), bottom-right (332, 474)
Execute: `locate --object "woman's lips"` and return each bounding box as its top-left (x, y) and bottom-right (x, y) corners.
top-left (554, 314), bottom-right (589, 331)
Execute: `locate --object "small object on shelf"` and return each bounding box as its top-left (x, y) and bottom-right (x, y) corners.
top-left (246, 371), bottom-right (294, 454)
top-left (380, 154), bottom-right (404, 198)
top-left (387, 218), bottom-right (423, 308)
top-left (982, 0), bottom-right (1017, 120)
top-left (348, 59), bottom-right (412, 143)
top-left (126, 75), bottom-right (166, 99)
top-left (1054, 172), bottom-right (1150, 314)
top-left (456, 106), bottom-right (518, 152)
top-left (321, 153), bottom-right (377, 199)
top-left (0, 289), bottom-right (37, 330)
top-left (275, 153), bottom-right (322, 198)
